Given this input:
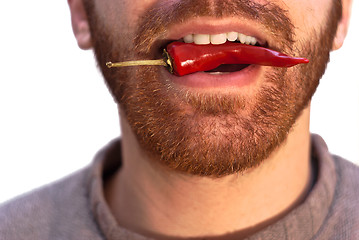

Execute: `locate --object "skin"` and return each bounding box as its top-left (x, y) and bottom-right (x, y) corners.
top-left (68, 0), bottom-right (352, 239)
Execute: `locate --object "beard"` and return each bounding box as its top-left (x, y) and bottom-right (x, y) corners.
top-left (84, 0), bottom-right (342, 177)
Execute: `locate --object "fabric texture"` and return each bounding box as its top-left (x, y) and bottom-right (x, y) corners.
top-left (0, 135), bottom-right (358, 240)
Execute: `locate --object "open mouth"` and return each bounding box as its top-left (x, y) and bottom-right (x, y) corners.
top-left (185, 32), bottom-right (263, 74)
top-left (159, 31), bottom-right (266, 74)
top-left (107, 30), bottom-right (308, 77)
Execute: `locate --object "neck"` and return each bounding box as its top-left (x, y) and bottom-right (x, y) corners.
top-left (105, 106), bottom-right (312, 239)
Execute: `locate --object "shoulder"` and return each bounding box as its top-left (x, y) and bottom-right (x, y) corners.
top-left (332, 155), bottom-right (359, 212)
top-left (0, 167), bottom-right (103, 240)
top-left (332, 155), bottom-right (359, 200)
top-left (318, 155), bottom-right (359, 239)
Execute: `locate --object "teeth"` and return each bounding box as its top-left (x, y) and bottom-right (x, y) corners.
top-left (250, 36), bottom-right (257, 45)
top-left (183, 34), bottom-right (194, 43)
top-left (210, 33), bottom-right (227, 45)
top-left (208, 72), bottom-right (229, 75)
top-left (237, 33), bottom-right (257, 45)
top-left (246, 36), bottom-right (253, 45)
top-left (193, 34), bottom-right (210, 45)
top-left (227, 32), bottom-right (238, 42)
top-left (238, 33), bottom-right (247, 44)
top-left (183, 32), bottom-right (258, 46)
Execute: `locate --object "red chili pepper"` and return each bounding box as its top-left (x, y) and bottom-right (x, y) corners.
top-left (166, 42), bottom-right (309, 76)
top-left (106, 41), bottom-right (309, 76)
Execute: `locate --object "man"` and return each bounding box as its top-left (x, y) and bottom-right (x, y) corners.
top-left (0, 0), bottom-right (358, 239)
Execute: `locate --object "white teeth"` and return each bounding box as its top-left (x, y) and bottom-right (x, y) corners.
top-left (245, 36), bottom-right (253, 45)
top-left (193, 34), bottom-right (210, 45)
top-left (208, 72), bottom-right (228, 75)
top-left (227, 32), bottom-right (238, 42)
top-left (183, 32), bottom-right (259, 46)
top-left (238, 33), bottom-right (247, 44)
top-left (238, 34), bottom-right (257, 45)
top-left (249, 36), bottom-right (257, 45)
top-left (183, 34), bottom-right (194, 43)
top-left (210, 33), bottom-right (227, 45)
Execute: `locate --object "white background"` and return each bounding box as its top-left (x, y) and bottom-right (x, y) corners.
top-left (0, 1), bottom-right (358, 204)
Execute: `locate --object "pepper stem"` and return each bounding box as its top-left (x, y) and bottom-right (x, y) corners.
top-left (106, 59), bottom-right (166, 68)
top-left (106, 49), bottom-right (174, 74)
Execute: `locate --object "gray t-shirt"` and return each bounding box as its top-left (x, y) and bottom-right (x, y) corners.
top-left (1, 135), bottom-right (358, 239)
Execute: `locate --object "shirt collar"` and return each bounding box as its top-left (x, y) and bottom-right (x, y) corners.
top-left (88, 134), bottom-right (337, 240)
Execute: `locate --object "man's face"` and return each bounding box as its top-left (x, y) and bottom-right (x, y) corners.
top-left (84, 0), bottom-right (341, 176)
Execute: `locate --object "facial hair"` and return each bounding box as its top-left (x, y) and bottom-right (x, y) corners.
top-left (84, 0), bottom-right (342, 177)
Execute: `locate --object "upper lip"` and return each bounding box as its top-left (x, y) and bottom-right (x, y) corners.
top-left (149, 17), bottom-right (273, 58)
top-left (166, 17), bottom-right (268, 45)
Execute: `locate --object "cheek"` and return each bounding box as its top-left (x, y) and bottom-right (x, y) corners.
top-left (280, 0), bottom-right (332, 41)
top-left (95, 0), bottom-right (155, 24)
top-left (94, 0), bottom-right (157, 41)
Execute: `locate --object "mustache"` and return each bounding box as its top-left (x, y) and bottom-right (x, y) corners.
top-left (134, 0), bottom-right (295, 55)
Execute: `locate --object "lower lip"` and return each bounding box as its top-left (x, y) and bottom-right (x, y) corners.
top-left (165, 64), bottom-right (262, 89)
